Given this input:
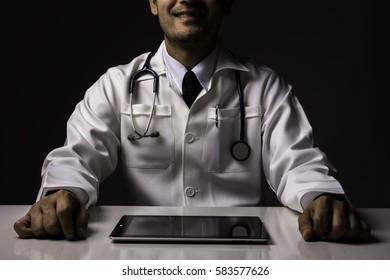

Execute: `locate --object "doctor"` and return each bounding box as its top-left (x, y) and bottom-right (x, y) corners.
top-left (14, 0), bottom-right (370, 242)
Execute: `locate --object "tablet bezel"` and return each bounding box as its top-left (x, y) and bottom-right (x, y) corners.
top-left (109, 215), bottom-right (270, 244)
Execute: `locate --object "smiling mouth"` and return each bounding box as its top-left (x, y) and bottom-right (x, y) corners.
top-left (173, 10), bottom-right (206, 20)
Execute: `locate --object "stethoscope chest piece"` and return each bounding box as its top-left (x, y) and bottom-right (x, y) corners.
top-left (231, 140), bottom-right (251, 162)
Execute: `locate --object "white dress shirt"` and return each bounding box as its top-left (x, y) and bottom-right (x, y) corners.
top-left (161, 42), bottom-right (219, 96)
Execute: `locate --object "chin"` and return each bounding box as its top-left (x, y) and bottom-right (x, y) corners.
top-left (175, 30), bottom-right (207, 42)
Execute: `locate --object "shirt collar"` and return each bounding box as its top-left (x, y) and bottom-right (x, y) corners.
top-left (162, 42), bottom-right (219, 94)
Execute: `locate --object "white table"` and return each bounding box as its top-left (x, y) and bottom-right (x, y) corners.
top-left (1, 205), bottom-right (389, 259)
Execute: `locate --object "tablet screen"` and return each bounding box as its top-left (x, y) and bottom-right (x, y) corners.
top-left (109, 215), bottom-right (270, 244)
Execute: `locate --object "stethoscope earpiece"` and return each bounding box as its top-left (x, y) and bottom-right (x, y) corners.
top-left (150, 131), bottom-right (160, 138)
top-left (128, 131), bottom-right (160, 141)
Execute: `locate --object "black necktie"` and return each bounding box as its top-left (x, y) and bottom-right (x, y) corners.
top-left (182, 71), bottom-right (203, 108)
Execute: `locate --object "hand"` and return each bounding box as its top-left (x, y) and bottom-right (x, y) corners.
top-left (298, 194), bottom-right (370, 242)
top-left (14, 189), bottom-right (88, 241)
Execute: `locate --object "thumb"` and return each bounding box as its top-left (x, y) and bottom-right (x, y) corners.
top-left (14, 214), bottom-right (34, 239)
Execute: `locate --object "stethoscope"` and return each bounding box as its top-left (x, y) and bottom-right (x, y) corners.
top-left (127, 51), bottom-right (251, 162)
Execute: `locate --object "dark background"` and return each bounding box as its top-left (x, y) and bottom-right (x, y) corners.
top-left (1, 1), bottom-right (389, 207)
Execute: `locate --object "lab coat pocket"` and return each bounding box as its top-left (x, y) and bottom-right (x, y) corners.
top-left (202, 106), bottom-right (261, 173)
top-left (120, 103), bottom-right (174, 169)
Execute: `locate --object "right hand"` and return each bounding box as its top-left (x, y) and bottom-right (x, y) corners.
top-left (14, 189), bottom-right (88, 241)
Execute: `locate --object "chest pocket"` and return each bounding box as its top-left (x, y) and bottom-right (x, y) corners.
top-left (120, 103), bottom-right (174, 169)
top-left (202, 105), bottom-right (261, 173)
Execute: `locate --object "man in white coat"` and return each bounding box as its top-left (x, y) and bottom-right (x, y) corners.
top-left (14, 0), bottom-right (370, 242)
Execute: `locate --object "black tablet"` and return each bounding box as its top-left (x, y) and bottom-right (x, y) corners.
top-left (109, 215), bottom-right (270, 244)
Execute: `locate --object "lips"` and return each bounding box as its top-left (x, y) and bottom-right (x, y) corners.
top-left (172, 8), bottom-right (206, 19)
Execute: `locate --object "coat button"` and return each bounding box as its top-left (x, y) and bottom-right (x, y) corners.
top-left (185, 186), bottom-right (196, 197)
top-left (185, 133), bottom-right (196, 143)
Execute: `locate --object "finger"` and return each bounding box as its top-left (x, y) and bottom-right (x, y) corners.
top-left (357, 219), bottom-right (371, 241)
top-left (325, 201), bottom-right (348, 241)
top-left (75, 206), bottom-right (89, 240)
top-left (341, 209), bottom-right (362, 240)
top-left (311, 197), bottom-right (332, 238)
top-left (298, 209), bottom-right (315, 241)
top-left (42, 203), bottom-right (63, 237)
top-left (30, 206), bottom-right (48, 238)
top-left (14, 215), bottom-right (33, 239)
top-left (56, 196), bottom-right (76, 240)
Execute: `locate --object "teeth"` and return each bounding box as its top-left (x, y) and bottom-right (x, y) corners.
top-left (174, 10), bottom-right (202, 18)
top-left (177, 13), bottom-right (198, 18)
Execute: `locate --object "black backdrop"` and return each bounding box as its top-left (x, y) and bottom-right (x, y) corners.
top-left (2, 1), bottom-right (389, 207)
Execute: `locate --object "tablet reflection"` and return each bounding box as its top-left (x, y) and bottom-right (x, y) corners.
top-left (110, 243), bottom-right (271, 260)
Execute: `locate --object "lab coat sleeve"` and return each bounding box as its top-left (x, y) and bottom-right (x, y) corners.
top-left (38, 68), bottom-right (122, 208)
top-left (261, 70), bottom-right (345, 213)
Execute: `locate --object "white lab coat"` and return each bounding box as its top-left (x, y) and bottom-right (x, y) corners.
top-left (38, 41), bottom-right (344, 212)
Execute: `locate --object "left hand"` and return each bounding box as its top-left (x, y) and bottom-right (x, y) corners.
top-left (298, 194), bottom-right (371, 242)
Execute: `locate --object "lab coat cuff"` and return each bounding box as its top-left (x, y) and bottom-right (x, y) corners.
top-left (300, 191), bottom-right (347, 210)
top-left (37, 186), bottom-right (91, 208)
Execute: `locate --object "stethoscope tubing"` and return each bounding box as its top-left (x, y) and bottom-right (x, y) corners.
top-left (128, 51), bottom-right (159, 140)
top-left (235, 70), bottom-right (245, 142)
top-left (128, 50), bottom-right (251, 161)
